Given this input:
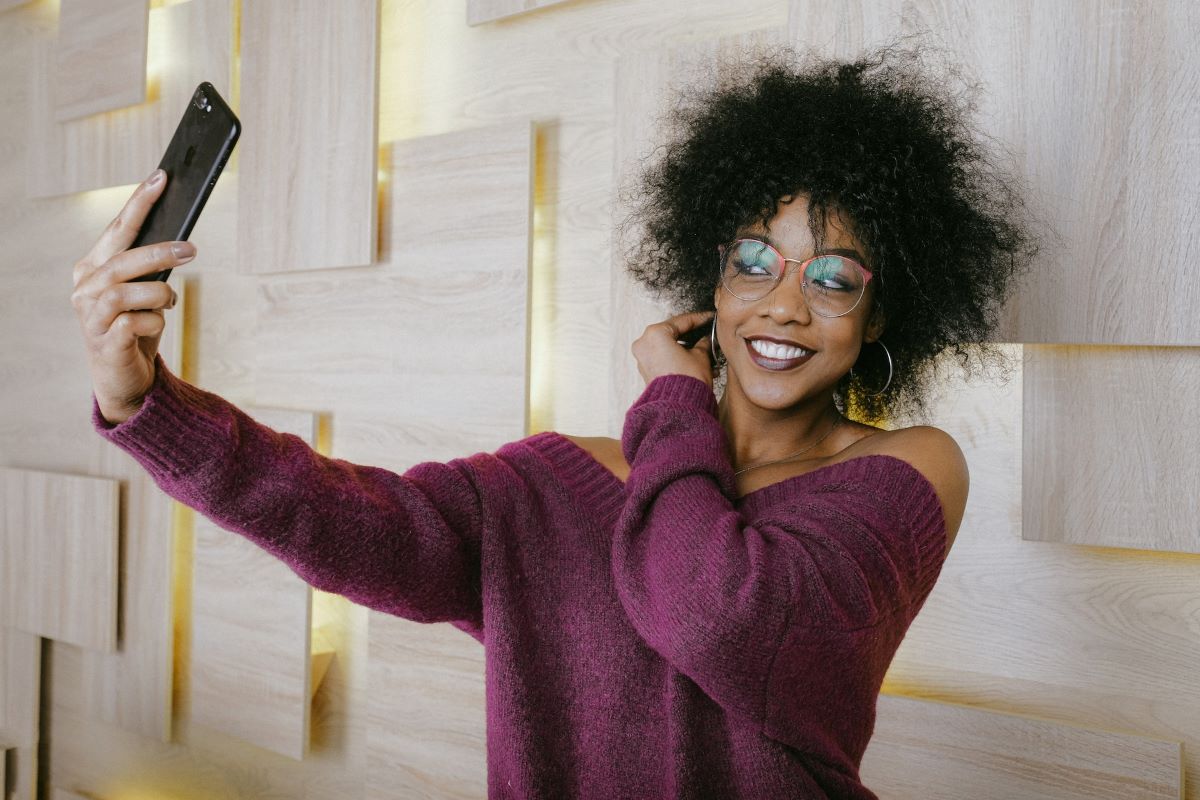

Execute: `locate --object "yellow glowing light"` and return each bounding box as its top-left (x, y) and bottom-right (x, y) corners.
top-left (527, 125), bottom-right (555, 435)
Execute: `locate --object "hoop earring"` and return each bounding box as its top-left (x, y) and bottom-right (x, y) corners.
top-left (849, 339), bottom-right (893, 396)
top-left (711, 314), bottom-right (720, 364)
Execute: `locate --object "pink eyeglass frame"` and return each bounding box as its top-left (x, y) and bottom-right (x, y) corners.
top-left (718, 238), bottom-right (875, 286)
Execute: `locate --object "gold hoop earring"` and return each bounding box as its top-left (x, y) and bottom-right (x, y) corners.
top-left (849, 340), bottom-right (893, 396)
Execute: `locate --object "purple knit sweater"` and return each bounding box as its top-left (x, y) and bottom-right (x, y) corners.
top-left (92, 354), bottom-right (946, 799)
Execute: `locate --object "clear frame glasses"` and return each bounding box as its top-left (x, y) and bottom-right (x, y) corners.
top-left (718, 238), bottom-right (874, 318)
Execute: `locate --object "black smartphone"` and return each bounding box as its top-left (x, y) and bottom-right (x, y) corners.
top-left (131, 81), bottom-right (240, 283)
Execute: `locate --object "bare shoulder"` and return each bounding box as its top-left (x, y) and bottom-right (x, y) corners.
top-left (561, 434), bottom-right (630, 483)
top-left (858, 425), bottom-right (968, 551)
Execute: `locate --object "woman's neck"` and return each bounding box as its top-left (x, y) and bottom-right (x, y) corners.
top-left (716, 391), bottom-right (845, 471)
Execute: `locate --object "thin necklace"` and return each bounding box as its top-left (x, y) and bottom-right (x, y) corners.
top-left (733, 410), bottom-right (844, 476)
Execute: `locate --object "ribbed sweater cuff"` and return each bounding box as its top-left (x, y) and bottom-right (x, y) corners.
top-left (91, 353), bottom-right (234, 480)
top-left (633, 374), bottom-right (719, 417)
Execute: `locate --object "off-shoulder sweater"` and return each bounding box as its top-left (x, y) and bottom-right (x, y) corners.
top-left (92, 354), bottom-right (947, 799)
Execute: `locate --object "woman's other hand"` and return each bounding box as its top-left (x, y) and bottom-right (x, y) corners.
top-left (631, 310), bottom-right (715, 388)
top-left (71, 169), bottom-right (196, 424)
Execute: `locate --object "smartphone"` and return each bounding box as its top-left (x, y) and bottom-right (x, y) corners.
top-left (131, 81), bottom-right (240, 283)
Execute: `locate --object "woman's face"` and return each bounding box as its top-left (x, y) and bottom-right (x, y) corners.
top-left (713, 195), bottom-right (883, 413)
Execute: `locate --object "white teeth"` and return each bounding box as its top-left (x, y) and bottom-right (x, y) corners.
top-left (750, 339), bottom-right (809, 360)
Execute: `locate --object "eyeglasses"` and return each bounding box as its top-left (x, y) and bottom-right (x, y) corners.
top-left (718, 238), bottom-right (874, 318)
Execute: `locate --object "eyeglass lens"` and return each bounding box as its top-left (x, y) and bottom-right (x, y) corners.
top-left (720, 239), bottom-right (866, 317)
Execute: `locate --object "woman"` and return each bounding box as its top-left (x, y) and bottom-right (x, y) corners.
top-left (72, 47), bottom-right (1031, 800)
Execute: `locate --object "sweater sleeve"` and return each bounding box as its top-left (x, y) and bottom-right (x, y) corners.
top-left (92, 354), bottom-right (487, 641)
top-left (613, 374), bottom-right (946, 756)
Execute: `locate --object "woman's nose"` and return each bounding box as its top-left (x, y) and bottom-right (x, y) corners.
top-left (763, 270), bottom-right (812, 323)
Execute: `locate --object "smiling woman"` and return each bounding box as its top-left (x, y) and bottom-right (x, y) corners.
top-left (81, 40), bottom-right (1032, 800)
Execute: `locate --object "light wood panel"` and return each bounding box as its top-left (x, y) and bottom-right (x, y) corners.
top-left (1023, 345), bottom-right (1200, 553)
top-left (366, 612), bottom-right (486, 799)
top-left (610, 28), bottom-right (787, 433)
top-left (190, 407), bottom-right (319, 761)
top-left (467, 0), bottom-right (575, 26)
top-left (52, 791), bottom-right (92, 800)
top-left (0, 0), bottom-right (31, 11)
top-left (0, 627), bottom-right (39, 747)
top-left (1, 626), bottom-right (39, 800)
top-left (28, 0), bottom-right (232, 198)
top-left (0, 469), bottom-right (118, 651)
top-left (253, 120), bottom-right (533, 467)
top-left (787, 0), bottom-right (1200, 346)
top-left (883, 344), bottom-right (1200, 798)
top-left (862, 693), bottom-right (1182, 799)
top-left (78, 281), bottom-right (186, 743)
top-left (236, 0), bottom-right (379, 275)
top-left (54, 0), bottom-right (148, 122)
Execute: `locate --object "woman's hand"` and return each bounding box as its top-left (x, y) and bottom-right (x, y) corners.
top-left (631, 310), bottom-right (715, 388)
top-left (71, 169), bottom-right (197, 424)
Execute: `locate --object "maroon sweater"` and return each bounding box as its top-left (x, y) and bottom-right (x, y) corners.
top-left (93, 354), bottom-right (947, 799)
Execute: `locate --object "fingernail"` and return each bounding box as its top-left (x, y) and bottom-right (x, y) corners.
top-left (168, 292), bottom-right (178, 308)
top-left (147, 169), bottom-right (163, 185)
top-left (172, 242), bottom-right (195, 259)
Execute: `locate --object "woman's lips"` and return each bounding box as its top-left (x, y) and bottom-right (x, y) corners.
top-left (744, 338), bottom-right (815, 371)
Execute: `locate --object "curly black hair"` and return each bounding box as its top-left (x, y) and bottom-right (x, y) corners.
top-left (622, 43), bottom-right (1038, 424)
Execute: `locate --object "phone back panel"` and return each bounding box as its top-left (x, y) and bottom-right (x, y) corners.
top-left (131, 82), bottom-right (240, 282)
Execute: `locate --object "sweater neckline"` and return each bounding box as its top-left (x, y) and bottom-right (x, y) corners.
top-left (531, 431), bottom-right (946, 527)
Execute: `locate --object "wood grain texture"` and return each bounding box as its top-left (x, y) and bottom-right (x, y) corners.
top-left (1, 624), bottom-right (40, 747)
top-left (0, 469), bottom-right (118, 651)
top-left (54, 0), bottom-right (148, 122)
top-left (1022, 345), bottom-right (1200, 553)
top-left (862, 693), bottom-right (1183, 799)
top-left (883, 345), bottom-right (1200, 798)
top-left (0, 626), bottom-right (40, 800)
top-left (787, 0), bottom-right (1200, 346)
top-left (253, 120), bottom-right (533, 466)
top-left (236, 0), bottom-right (379, 275)
top-left (190, 407), bottom-right (318, 761)
top-left (77, 281), bottom-right (186, 743)
top-left (467, 0), bottom-right (576, 26)
top-left (610, 28), bottom-right (787, 433)
top-left (28, 0), bottom-right (232, 197)
top-left (366, 612), bottom-right (486, 799)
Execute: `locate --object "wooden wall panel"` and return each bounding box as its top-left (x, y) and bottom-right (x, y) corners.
top-left (467, 0), bottom-right (575, 25)
top-left (787, 0), bottom-right (1200, 346)
top-left (190, 408), bottom-right (318, 761)
top-left (1, 627), bottom-right (40, 800)
top-left (0, 469), bottom-right (118, 651)
top-left (76, 281), bottom-right (186, 743)
top-left (0, 0), bottom-right (30, 11)
top-left (236, 0), bottom-right (379, 275)
top-left (365, 613), bottom-right (486, 799)
top-left (610, 28), bottom-right (786, 433)
top-left (862, 693), bottom-right (1182, 799)
top-left (31, 0), bottom-right (220, 191)
top-left (1022, 345), bottom-right (1200, 553)
top-left (54, 0), bottom-right (148, 122)
top-left (253, 120), bottom-right (532, 466)
top-left (28, 0), bottom-right (232, 198)
top-left (1, 625), bottom-right (40, 747)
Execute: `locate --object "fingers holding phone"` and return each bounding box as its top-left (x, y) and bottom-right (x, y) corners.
top-left (72, 171), bottom-right (195, 425)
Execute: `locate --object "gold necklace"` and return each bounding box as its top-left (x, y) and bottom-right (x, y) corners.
top-left (733, 411), bottom-right (844, 476)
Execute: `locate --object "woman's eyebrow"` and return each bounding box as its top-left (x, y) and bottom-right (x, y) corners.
top-left (735, 232), bottom-right (867, 265)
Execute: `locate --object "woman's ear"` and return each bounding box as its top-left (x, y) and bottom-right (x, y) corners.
top-left (864, 306), bottom-right (885, 343)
